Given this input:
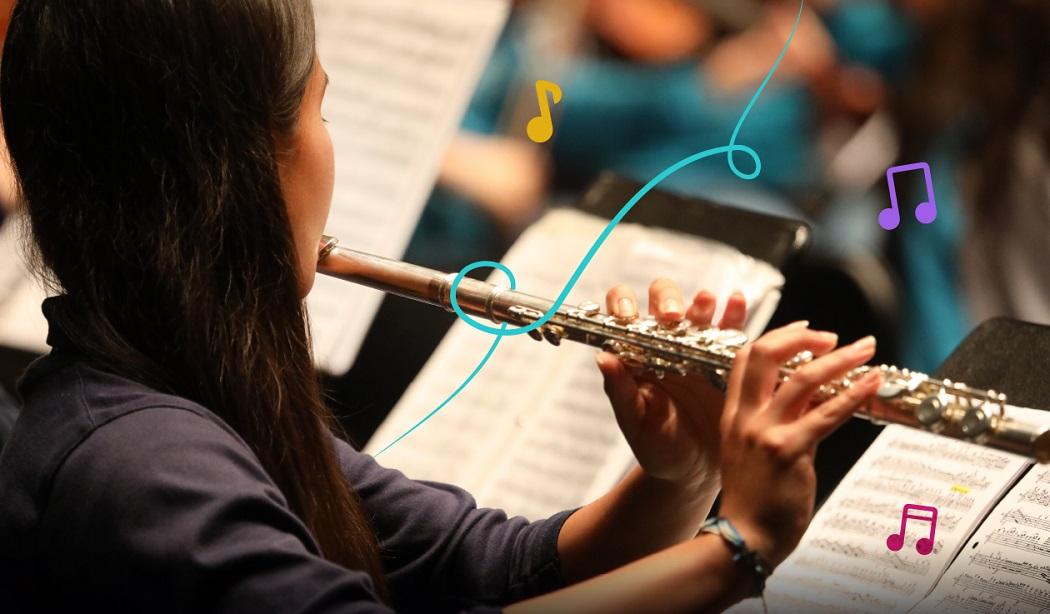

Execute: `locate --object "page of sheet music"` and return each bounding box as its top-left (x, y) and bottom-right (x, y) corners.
top-left (731, 424), bottom-right (1033, 613)
top-left (0, 218), bottom-right (49, 354)
top-left (307, 0), bottom-right (509, 373)
top-left (916, 438), bottom-right (1050, 613)
top-left (366, 208), bottom-right (785, 520)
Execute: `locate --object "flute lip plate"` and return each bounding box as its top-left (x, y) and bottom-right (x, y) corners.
top-left (318, 235), bottom-right (339, 263)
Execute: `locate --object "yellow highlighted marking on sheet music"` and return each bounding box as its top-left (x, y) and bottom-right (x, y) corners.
top-left (950, 484), bottom-right (970, 494)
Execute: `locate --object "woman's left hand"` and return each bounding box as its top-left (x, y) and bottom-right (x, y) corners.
top-left (596, 279), bottom-right (747, 492)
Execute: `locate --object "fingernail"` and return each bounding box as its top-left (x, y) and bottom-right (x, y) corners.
top-left (852, 335), bottom-right (877, 352)
top-left (618, 297), bottom-right (637, 318)
top-left (787, 320), bottom-right (810, 329)
top-left (661, 298), bottom-right (683, 315)
top-left (818, 331), bottom-right (838, 344)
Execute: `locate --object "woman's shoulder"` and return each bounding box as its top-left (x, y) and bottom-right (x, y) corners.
top-left (13, 351), bottom-right (246, 455)
top-left (0, 353), bottom-right (264, 534)
top-left (0, 356), bottom-right (339, 610)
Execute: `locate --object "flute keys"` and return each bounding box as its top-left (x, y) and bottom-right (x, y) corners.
top-left (877, 383), bottom-right (905, 400)
top-left (961, 406), bottom-right (992, 438)
top-left (916, 397), bottom-right (946, 427)
top-left (542, 325), bottom-right (564, 346)
top-left (577, 301), bottom-right (601, 317)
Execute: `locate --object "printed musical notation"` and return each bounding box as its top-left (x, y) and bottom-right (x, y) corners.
top-left (879, 161), bottom-right (937, 231)
top-left (854, 476), bottom-right (973, 512)
top-left (887, 439), bottom-right (1012, 470)
top-left (838, 497), bottom-right (962, 532)
top-left (871, 457), bottom-right (991, 490)
top-left (1003, 509), bottom-right (1050, 532)
top-left (794, 555), bottom-right (919, 595)
top-left (526, 80), bottom-right (562, 144)
top-left (969, 553), bottom-right (1050, 583)
top-left (938, 575), bottom-right (1050, 611)
top-left (1020, 485), bottom-right (1050, 508)
top-left (810, 538), bottom-right (931, 575)
top-left (825, 513), bottom-right (944, 555)
top-left (917, 466), bottom-right (1050, 613)
top-left (728, 426), bottom-right (1030, 614)
top-left (985, 527), bottom-right (1050, 557)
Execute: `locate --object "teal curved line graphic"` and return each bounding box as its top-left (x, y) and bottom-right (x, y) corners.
top-left (375, 0), bottom-right (805, 456)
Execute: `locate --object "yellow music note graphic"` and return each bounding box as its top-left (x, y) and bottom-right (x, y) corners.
top-left (526, 80), bottom-right (562, 144)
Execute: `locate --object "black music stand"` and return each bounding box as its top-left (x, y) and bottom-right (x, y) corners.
top-left (934, 317), bottom-right (1050, 412)
top-left (572, 172), bottom-right (812, 269)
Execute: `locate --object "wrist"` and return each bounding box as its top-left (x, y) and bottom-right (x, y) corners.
top-left (721, 517), bottom-right (787, 569)
top-left (699, 517), bottom-right (773, 599)
top-left (644, 466), bottom-right (721, 503)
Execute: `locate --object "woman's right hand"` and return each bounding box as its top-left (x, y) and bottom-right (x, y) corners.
top-left (717, 322), bottom-right (882, 568)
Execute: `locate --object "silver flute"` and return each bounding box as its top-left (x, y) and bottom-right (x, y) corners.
top-left (318, 236), bottom-right (1050, 463)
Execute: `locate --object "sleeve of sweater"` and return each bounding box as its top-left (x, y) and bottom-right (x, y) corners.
top-left (336, 438), bottom-right (574, 612)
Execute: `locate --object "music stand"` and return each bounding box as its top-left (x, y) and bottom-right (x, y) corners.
top-left (935, 317), bottom-right (1050, 413)
top-left (572, 172), bottom-right (812, 269)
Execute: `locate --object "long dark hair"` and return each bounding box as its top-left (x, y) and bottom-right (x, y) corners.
top-left (1, 0), bottom-right (387, 590)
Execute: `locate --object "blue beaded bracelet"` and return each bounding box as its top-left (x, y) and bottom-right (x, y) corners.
top-left (700, 517), bottom-right (772, 611)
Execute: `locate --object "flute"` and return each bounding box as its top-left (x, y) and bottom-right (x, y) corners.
top-left (317, 236), bottom-right (1050, 463)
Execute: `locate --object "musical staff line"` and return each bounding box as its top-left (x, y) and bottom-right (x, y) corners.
top-left (986, 528), bottom-right (1050, 558)
top-left (837, 497), bottom-right (962, 532)
top-left (775, 571), bottom-right (895, 610)
top-left (795, 555), bottom-right (919, 595)
top-left (951, 574), bottom-right (1050, 610)
top-left (871, 457), bottom-right (990, 490)
top-left (969, 553), bottom-right (1050, 584)
top-left (853, 476), bottom-right (974, 512)
top-left (1003, 509), bottom-right (1050, 532)
top-left (887, 440), bottom-right (1010, 470)
top-left (810, 538), bottom-right (930, 576)
top-left (824, 514), bottom-right (943, 555)
top-left (1020, 487), bottom-right (1050, 508)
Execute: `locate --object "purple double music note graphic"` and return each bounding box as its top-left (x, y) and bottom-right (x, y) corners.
top-left (879, 161), bottom-right (937, 231)
top-left (886, 503), bottom-right (938, 556)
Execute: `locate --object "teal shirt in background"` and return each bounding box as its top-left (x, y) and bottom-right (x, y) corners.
top-left (898, 142), bottom-right (971, 374)
top-left (551, 60), bottom-right (817, 199)
top-left (406, 1), bottom-right (917, 278)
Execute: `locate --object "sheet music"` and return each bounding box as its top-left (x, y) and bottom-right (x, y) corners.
top-left (0, 217), bottom-right (49, 354)
top-left (916, 460), bottom-right (1050, 612)
top-left (731, 424), bottom-right (1033, 613)
top-left (307, 0), bottom-right (509, 374)
top-left (366, 208), bottom-right (785, 520)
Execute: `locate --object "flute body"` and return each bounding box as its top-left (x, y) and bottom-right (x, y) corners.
top-left (318, 236), bottom-right (1050, 463)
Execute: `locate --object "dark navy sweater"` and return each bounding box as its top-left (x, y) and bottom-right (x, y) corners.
top-left (0, 300), bottom-right (571, 612)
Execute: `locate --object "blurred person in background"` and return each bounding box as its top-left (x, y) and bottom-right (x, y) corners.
top-left (890, 0), bottom-right (1050, 373)
top-left (414, 0), bottom-right (914, 265)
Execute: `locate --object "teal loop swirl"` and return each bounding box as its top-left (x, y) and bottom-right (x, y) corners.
top-left (374, 0), bottom-right (804, 456)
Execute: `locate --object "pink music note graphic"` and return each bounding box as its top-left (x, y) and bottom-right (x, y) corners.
top-left (886, 503), bottom-right (938, 556)
top-left (879, 161), bottom-right (937, 231)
